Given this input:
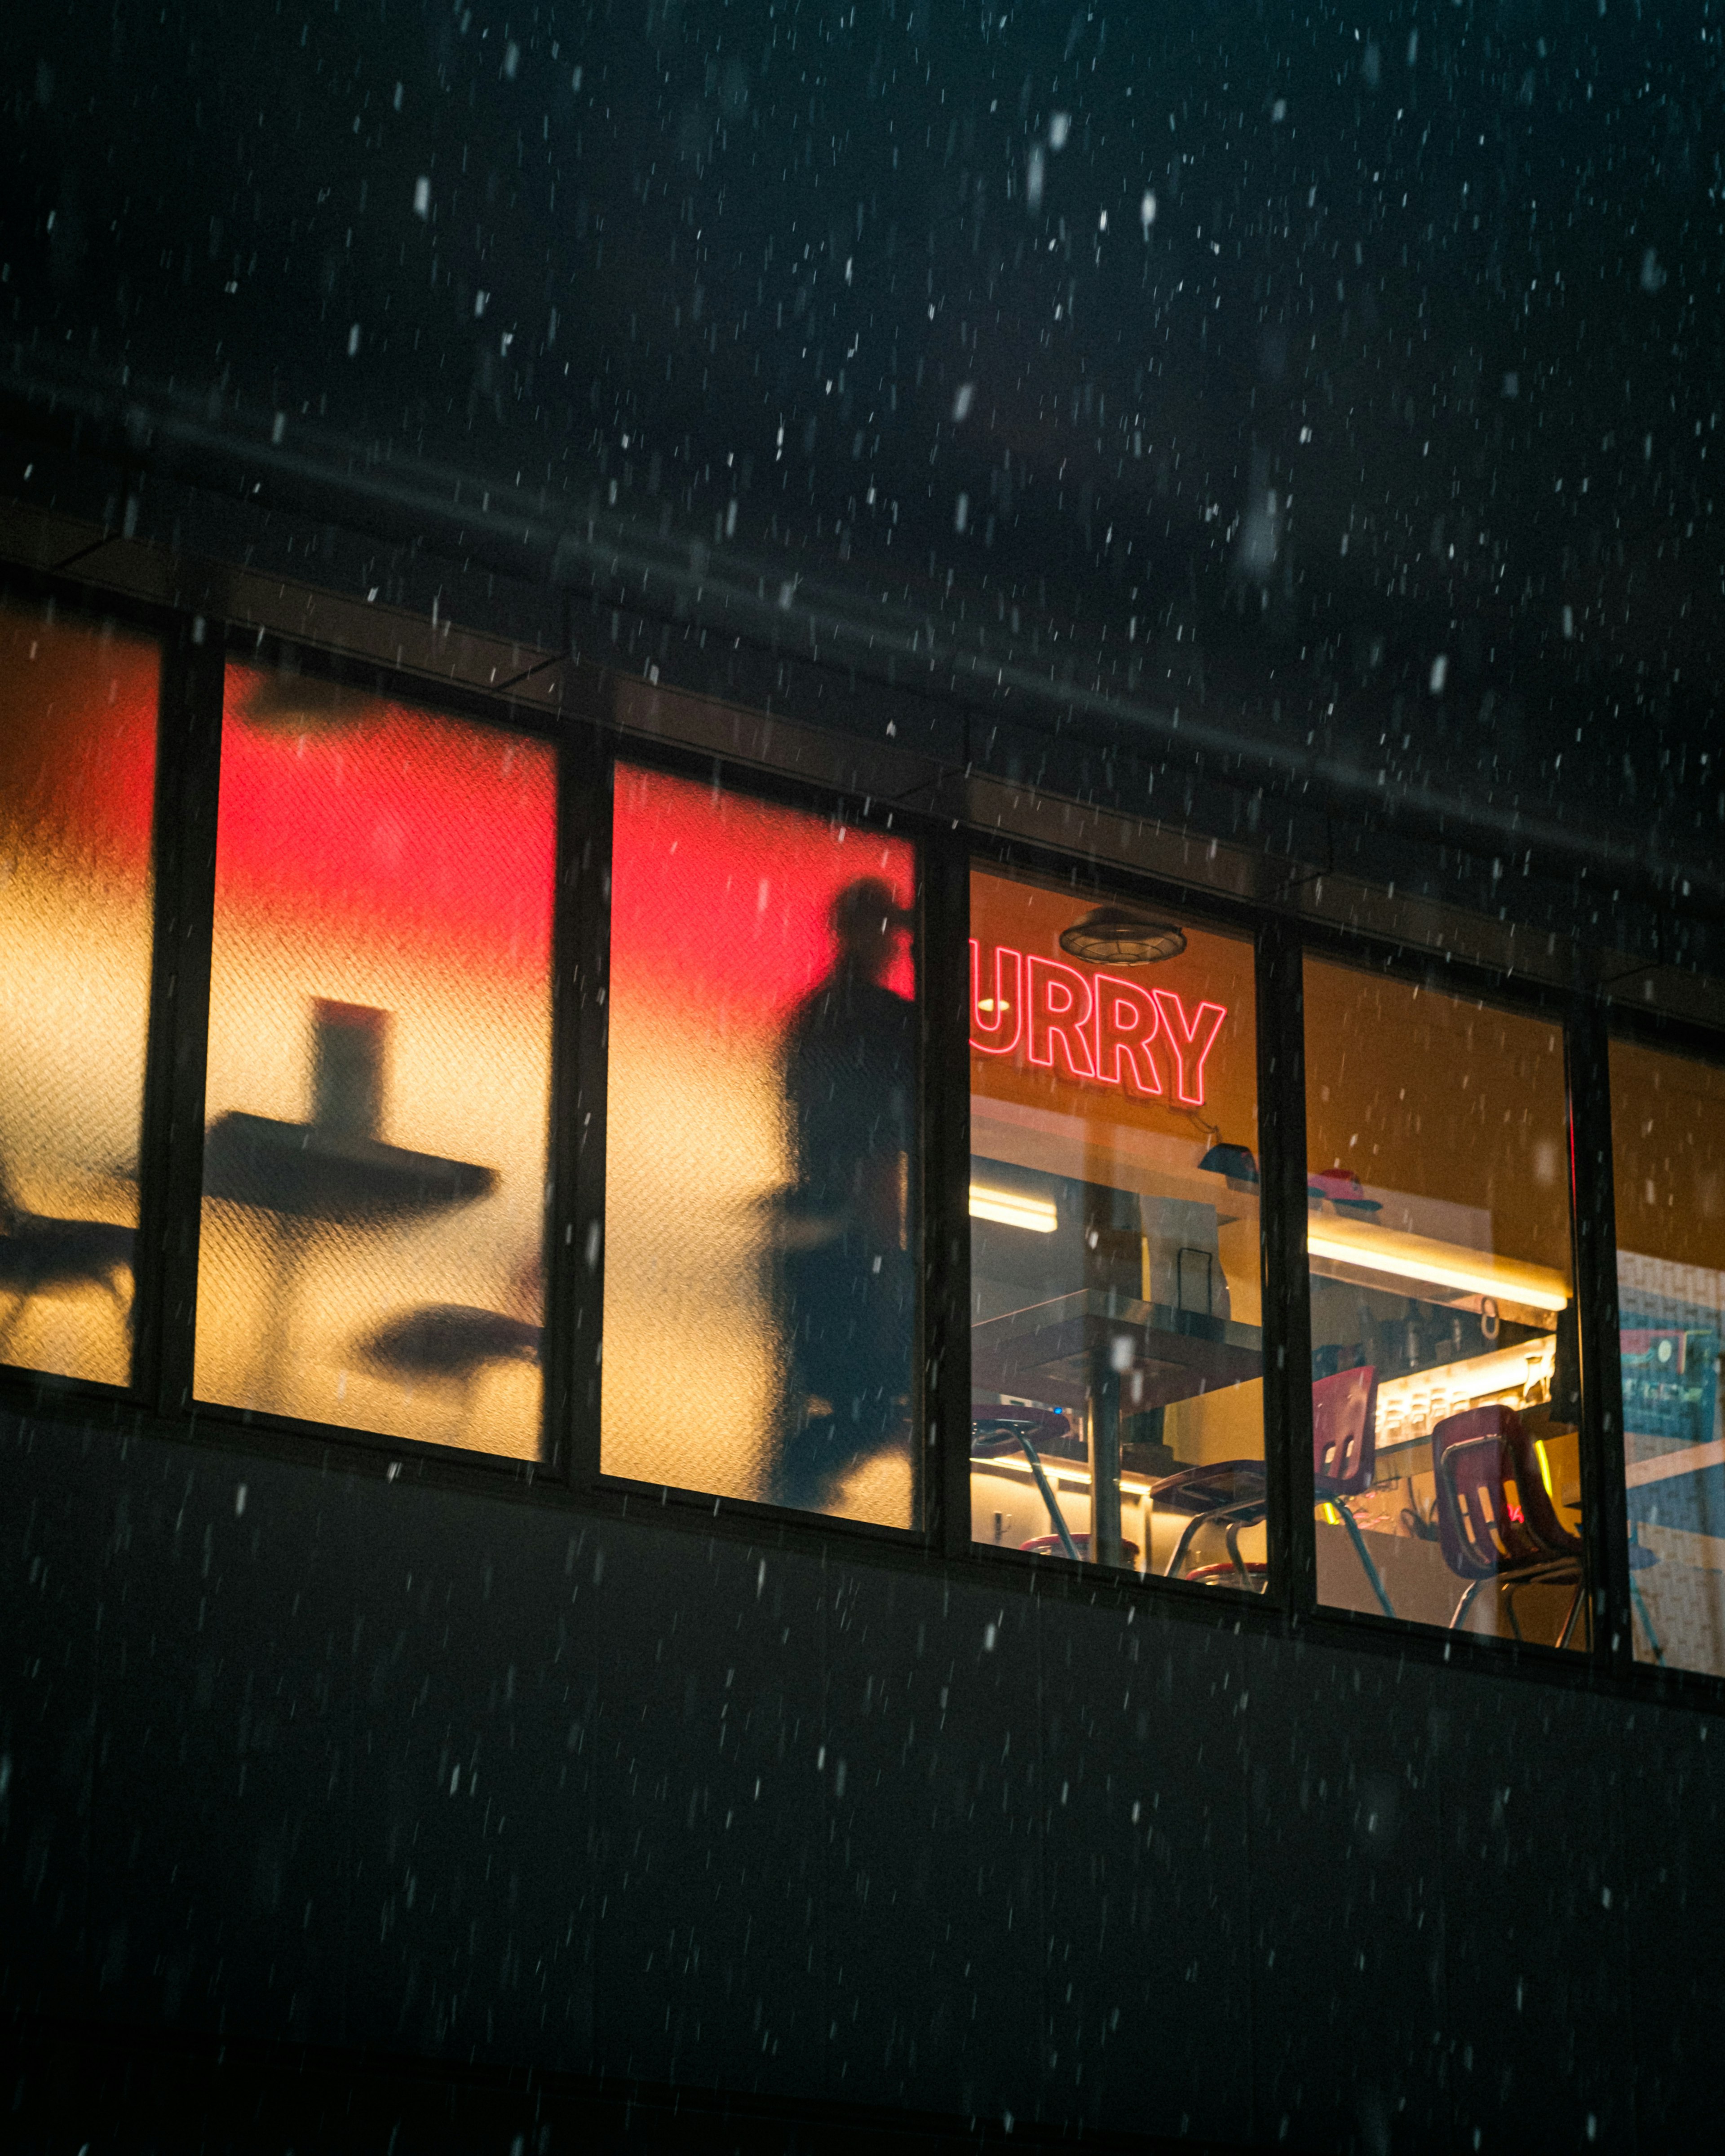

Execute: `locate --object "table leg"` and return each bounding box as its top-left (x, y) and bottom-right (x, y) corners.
top-left (248, 1212), bottom-right (307, 1413)
top-left (1087, 1341), bottom-right (1125, 1568)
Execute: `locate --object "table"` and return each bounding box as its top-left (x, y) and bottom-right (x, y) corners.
top-left (203, 1112), bottom-right (496, 1220)
top-left (972, 1287), bottom-right (1263, 1568)
top-left (202, 1111), bottom-right (498, 1409)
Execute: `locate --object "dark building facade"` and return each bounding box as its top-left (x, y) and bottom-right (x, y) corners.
top-left (4, 4), bottom-right (1725, 2152)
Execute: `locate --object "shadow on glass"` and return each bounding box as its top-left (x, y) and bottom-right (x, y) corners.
top-left (0, 602), bottom-right (159, 1386)
top-left (193, 667), bottom-right (554, 1457)
top-left (602, 760), bottom-right (920, 1528)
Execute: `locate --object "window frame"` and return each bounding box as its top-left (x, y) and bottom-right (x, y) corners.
top-left (2, 569), bottom-right (1722, 1706)
top-left (588, 730), bottom-right (948, 1548)
top-left (164, 625), bottom-right (575, 1474)
top-left (1591, 1001), bottom-right (1725, 1698)
top-left (955, 835), bottom-right (1304, 1608)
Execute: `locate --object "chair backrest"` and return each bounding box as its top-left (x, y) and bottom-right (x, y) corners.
top-left (1312, 1363), bottom-right (1378, 1496)
top-left (1431, 1403), bottom-right (1580, 1579)
top-left (970, 1405), bottom-right (1077, 1458)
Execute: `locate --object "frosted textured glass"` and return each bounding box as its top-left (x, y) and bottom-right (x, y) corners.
top-left (195, 667), bottom-right (554, 1457)
top-left (604, 764), bottom-right (919, 1526)
top-left (0, 603), bottom-right (158, 1386)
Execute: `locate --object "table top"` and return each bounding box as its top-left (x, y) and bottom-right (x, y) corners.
top-left (971, 1287), bottom-right (1262, 1413)
top-left (203, 1111), bottom-right (497, 1224)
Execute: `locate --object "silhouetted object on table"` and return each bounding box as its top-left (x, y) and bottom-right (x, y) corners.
top-left (0, 1161), bottom-right (135, 1363)
top-left (774, 876), bottom-right (916, 1511)
top-left (202, 999), bottom-right (498, 1409)
top-left (203, 1002), bottom-right (495, 1223)
top-left (311, 997), bottom-right (385, 1140)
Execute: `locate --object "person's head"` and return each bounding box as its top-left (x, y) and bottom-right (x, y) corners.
top-left (829, 876), bottom-right (911, 982)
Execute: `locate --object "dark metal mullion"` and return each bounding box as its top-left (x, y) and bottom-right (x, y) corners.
top-left (924, 828), bottom-right (974, 1558)
top-left (1567, 996), bottom-right (1633, 1671)
top-left (133, 622), bottom-right (225, 1415)
top-left (550, 718), bottom-right (614, 1488)
top-left (1255, 918), bottom-right (1316, 1613)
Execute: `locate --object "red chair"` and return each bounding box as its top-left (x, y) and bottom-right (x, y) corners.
top-left (1432, 1405), bottom-right (1586, 1644)
top-left (1312, 1364), bottom-right (1395, 1617)
top-left (1162, 1366), bottom-right (1393, 1611)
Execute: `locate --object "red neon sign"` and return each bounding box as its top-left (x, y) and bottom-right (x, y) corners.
top-left (969, 940), bottom-right (1225, 1107)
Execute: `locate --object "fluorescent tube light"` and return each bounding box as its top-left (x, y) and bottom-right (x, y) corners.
top-left (969, 1185), bottom-right (1059, 1233)
top-left (1306, 1219), bottom-right (1570, 1312)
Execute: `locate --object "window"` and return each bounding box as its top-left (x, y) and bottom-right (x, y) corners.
top-left (602, 764), bottom-right (920, 1526)
top-left (1304, 961), bottom-right (1583, 1644)
top-left (194, 666), bottom-right (555, 1456)
top-left (1608, 1038), bottom-right (1725, 1676)
top-left (0, 602), bottom-right (159, 1387)
top-left (968, 868), bottom-right (1265, 1579)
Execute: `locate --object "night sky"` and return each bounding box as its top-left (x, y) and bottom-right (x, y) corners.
top-left (6, 1), bottom-right (1721, 836)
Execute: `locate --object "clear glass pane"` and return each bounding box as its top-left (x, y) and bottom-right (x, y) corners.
top-left (195, 667), bottom-right (554, 1457)
top-left (603, 765), bottom-right (920, 1527)
top-left (969, 869), bottom-right (1265, 1582)
top-left (0, 602), bottom-right (158, 1386)
top-left (1609, 1038), bottom-right (1725, 1675)
top-left (1304, 962), bottom-right (1582, 1644)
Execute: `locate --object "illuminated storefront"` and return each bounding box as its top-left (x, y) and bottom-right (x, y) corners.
top-left (4, 579), bottom-right (1720, 1673)
top-left (3, 552), bottom-right (1722, 2154)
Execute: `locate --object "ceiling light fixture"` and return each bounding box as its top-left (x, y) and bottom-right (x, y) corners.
top-left (1058, 907), bottom-right (1187, 965)
top-left (969, 1185), bottom-right (1059, 1233)
top-left (1306, 1221), bottom-right (1570, 1313)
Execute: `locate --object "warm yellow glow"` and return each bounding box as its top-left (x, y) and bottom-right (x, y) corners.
top-left (1307, 1217), bottom-right (1570, 1313)
top-left (195, 921), bottom-right (549, 1458)
top-left (1375, 1336), bottom-right (1556, 1449)
top-left (1534, 1438), bottom-right (1556, 1503)
top-left (969, 1185), bottom-right (1058, 1233)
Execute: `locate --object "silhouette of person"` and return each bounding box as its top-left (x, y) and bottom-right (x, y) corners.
top-left (774, 875), bottom-right (916, 1510)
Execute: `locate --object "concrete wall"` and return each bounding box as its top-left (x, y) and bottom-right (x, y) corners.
top-left (4, 1406), bottom-right (1722, 2154)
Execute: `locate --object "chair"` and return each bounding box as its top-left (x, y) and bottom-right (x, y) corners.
top-left (358, 1304), bottom-right (542, 1437)
top-left (1157, 1366), bottom-right (1393, 1610)
top-left (972, 1409), bottom-right (1082, 1560)
top-left (1432, 1405), bottom-right (1588, 1644)
top-left (1312, 1364), bottom-right (1395, 1617)
top-left (1152, 1458), bottom-right (1268, 1578)
top-left (0, 1166), bottom-right (136, 1361)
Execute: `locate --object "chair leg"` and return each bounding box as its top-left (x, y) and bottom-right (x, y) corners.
top-left (1503, 1577), bottom-right (1526, 1642)
top-left (1450, 1577), bottom-right (1489, 1631)
top-left (1554, 1575), bottom-right (1588, 1651)
top-left (1332, 1499), bottom-right (1396, 1619)
top-left (1222, 1520), bottom-right (1267, 1592)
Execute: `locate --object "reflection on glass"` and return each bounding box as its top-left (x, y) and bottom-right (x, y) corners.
top-left (195, 668), bottom-right (554, 1456)
top-left (0, 602), bottom-right (158, 1385)
top-left (603, 765), bottom-right (919, 1526)
top-left (1304, 962), bottom-right (1583, 1645)
top-left (969, 870), bottom-right (1265, 1581)
top-left (1609, 1039), bottom-right (1725, 1675)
